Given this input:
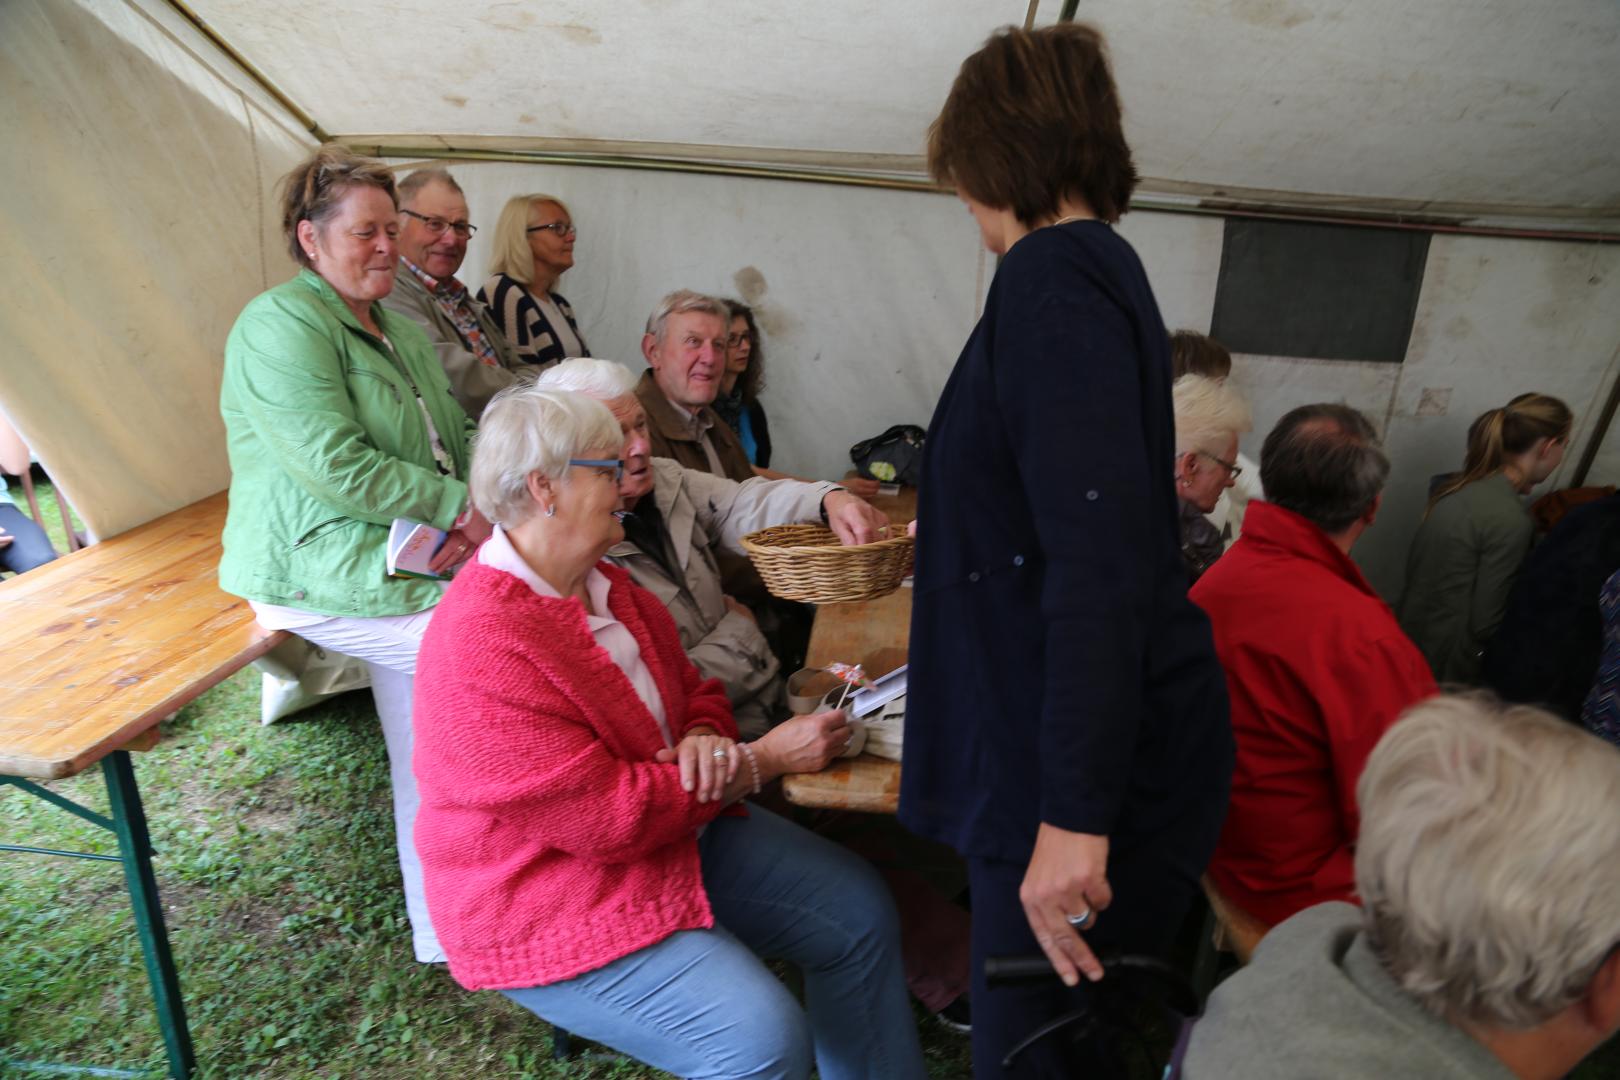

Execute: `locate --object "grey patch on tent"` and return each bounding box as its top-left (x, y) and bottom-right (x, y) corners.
top-left (734, 265), bottom-right (768, 302)
top-left (1416, 388), bottom-right (1452, 417)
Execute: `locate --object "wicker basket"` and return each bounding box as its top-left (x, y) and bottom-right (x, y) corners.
top-left (739, 524), bottom-right (914, 603)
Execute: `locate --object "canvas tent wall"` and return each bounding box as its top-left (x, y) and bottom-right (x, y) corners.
top-left (2, 0), bottom-right (1617, 601)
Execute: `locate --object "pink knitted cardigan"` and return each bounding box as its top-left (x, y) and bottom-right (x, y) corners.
top-left (413, 558), bottom-right (740, 990)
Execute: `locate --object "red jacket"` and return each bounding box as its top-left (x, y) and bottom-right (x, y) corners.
top-left (1190, 502), bottom-right (1435, 927)
top-left (413, 559), bottom-right (739, 990)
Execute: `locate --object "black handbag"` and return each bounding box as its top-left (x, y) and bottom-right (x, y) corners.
top-left (849, 425), bottom-right (926, 486)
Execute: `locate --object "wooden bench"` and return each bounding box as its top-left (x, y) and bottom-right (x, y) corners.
top-left (780, 485), bottom-right (913, 815)
top-left (0, 491), bottom-right (285, 1079)
top-left (1201, 875), bottom-right (1271, 964)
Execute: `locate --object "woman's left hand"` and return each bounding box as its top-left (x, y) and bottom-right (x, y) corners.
top-left (1020, 823), bottom-right (1112, 987)
top-left (655, 730), bottom-right (740, 803)
top-left (429, 506), bottom-right (495, 573)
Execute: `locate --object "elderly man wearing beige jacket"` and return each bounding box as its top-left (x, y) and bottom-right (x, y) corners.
top-left (537, 359), bottom-right (889, 739)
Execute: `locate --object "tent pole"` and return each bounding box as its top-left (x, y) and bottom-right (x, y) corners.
top-left (161, 0), bottom-right (330, 143)
top-left (1572, 342), bottom-right (1620, 488)
top-left (1059, 0), bottom-right (1081, 21)
top-left (360, 144), bottom-right (1620, 243)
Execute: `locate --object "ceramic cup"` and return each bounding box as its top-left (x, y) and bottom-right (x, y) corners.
top-left (786, 668), bottom-right (842, 715)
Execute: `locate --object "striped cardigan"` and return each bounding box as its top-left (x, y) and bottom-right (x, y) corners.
top-left (476, 273), bottom-right (589, 370)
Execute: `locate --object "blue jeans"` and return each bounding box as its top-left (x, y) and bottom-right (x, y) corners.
top-left (0, 504), bottom-right (56, 574)
top-left (502, 805), bottom-right (927, 1080)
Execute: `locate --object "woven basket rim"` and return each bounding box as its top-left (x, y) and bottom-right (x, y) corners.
top-left (739, 523), bottom-right (913, 558)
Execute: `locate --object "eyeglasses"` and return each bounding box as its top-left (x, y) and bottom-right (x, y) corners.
top-left (727, 333), bottom-right (750, 348)
top-left (1199, 450), bottom-right (1244, 480)
top-left (526, 222), bottom-right (577, 238)
top-left (570, 458), bottom-right (624, 483)
top-left (401, 209), bottom-right (477, 237)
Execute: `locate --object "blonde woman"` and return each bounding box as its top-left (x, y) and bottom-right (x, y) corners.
top-left (1398, 393), bottom-right (1573, 684)
top-left (477, 193), bottom-right (589, 370)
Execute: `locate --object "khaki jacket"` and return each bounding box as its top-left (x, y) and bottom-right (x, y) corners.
top-left (380, 267), bottom-right (529, 420)
top-left (606, 458), bottom-right (835, 738)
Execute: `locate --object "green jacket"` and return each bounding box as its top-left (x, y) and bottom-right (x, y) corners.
top-left (219, 269), bottom-right (477, 617)
top-left (1397, 472), bottom-right (1533, 684)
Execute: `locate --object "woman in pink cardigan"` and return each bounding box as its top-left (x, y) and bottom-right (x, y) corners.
top-left (413, 386), bottom-right (926, 1080)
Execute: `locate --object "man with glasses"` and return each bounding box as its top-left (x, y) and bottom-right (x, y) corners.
top-left (381, 168), bottom-right (527, 419)
top-left (1190, 404), bottom-right (1436, 935)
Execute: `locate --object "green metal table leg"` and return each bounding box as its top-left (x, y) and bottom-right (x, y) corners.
top-left (101, 750), bottom-right (195, 1080)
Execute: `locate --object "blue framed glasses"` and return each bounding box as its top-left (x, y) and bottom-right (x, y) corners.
top-left (570, 458), bottom-right (624, 483)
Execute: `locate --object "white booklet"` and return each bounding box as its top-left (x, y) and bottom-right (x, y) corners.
top-left (386, 518), bottom-right (448, 580)
top-left (849, 664), bottom-right (907, 718)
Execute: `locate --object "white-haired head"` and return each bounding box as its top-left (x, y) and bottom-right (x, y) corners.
top-left (535, 357), bottom-right (638, 402)
top-left (469, 385), bottom-right (621, 526)
top-left (1356, 693), bottom-right (1620, 1029)
top-left (1172, 374), bottom-right (1252, 458)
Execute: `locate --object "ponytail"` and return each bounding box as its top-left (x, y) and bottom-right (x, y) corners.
top-left (1428, 393), bottom-right (1573, 511)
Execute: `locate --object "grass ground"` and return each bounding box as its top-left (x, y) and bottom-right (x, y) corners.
top-left (0, 479), bottom-right (973, 1079)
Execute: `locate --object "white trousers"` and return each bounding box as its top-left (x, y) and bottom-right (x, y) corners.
top-left (282, 610), bottom-right (443, 963)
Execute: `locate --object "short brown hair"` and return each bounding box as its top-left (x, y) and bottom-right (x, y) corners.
top-left (1170, 330), bottom-right (1233, 380)
top-left (397, 167), bottom-right (463, 205)
top-left (927, 23), bottom-right (1137, 225)
top-left (278, 144), bottom-right (397, 268)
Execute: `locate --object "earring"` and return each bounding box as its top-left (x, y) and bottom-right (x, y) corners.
top-left (1180, 478), bottom-right (1192, 488)
top-left (544, 505), bottom-right (556, 518)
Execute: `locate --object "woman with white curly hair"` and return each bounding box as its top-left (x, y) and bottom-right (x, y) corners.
top-left (1172, 373), bottom-right (1252, 582)
top-left (411, 385), bottom-right (926, 1080)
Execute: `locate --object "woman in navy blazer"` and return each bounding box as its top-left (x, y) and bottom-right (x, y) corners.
top-left (902, 24), bottom-right (1233, 1076)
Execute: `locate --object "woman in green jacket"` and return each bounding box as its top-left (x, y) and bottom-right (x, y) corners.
top-left (1398, 393), bottom-right (1572, 684)
top-left (219, 145), bottom-right (490, 963)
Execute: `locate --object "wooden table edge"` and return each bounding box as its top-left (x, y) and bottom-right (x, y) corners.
top-left (0, 628), bottom-right (289, 780)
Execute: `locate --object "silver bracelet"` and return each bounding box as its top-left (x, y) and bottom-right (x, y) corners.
top-left (738, 741), bottom-right (763, 796)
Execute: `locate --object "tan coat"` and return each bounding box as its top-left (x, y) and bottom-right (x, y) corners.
top-left (606, 458), bottom-right (835, 739)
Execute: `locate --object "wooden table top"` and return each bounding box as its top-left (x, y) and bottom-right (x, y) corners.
top-left (780, 484), bottom-right (913, 814)
top-left (0, 491), bottom-right (284, 779)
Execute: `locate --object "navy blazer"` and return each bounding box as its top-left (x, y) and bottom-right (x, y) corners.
top-left (900, 222), bottom-right (1232, 867)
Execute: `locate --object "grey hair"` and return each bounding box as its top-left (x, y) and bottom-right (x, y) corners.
top-left (469, 385), bottom-right (621, 526)
top-left (644, 289), bottom-right (729, 345)
top-left (1172, 374), bottom-right (1251, 458)
top-left (1260, 403), bottom-right (1390, 535)
top-left (1356, 694), bottom-right (1620, 1029)
top-left (535, 357), bottom-right (638, 402)
top-left (396, 167), bottom-right (462, 205)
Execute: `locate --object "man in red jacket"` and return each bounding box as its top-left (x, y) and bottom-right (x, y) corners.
top-left (1191, 404), bottom-right (1436, 928)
